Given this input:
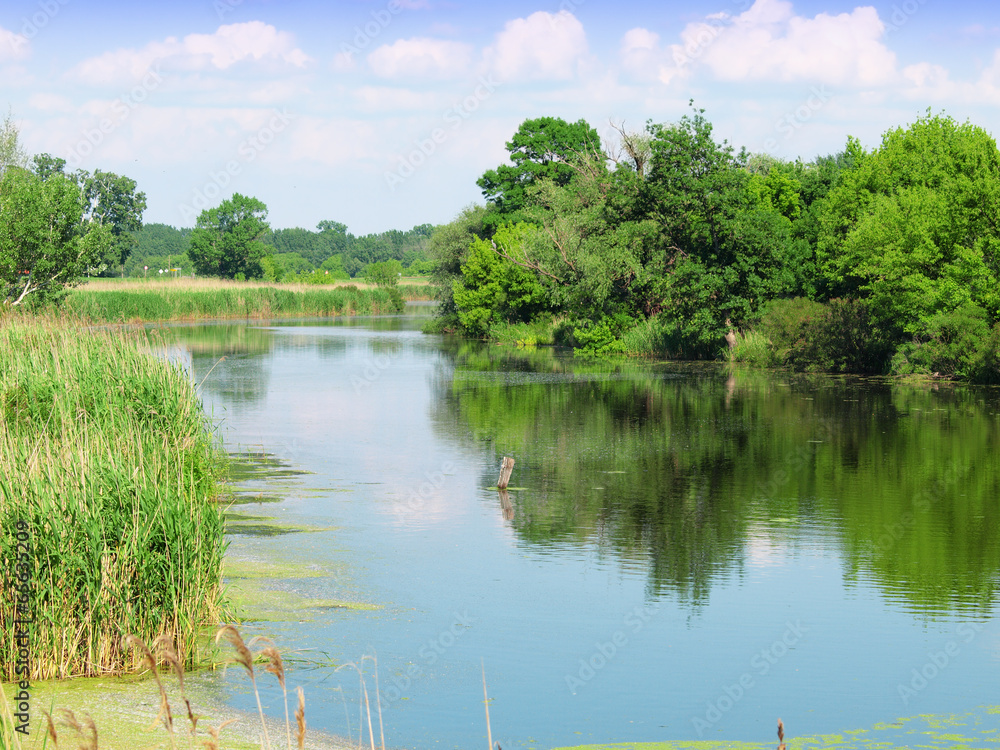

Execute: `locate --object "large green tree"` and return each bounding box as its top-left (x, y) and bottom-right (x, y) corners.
top-left (187, 194), bottom-right (270, 279)
top-left (478, 116), bottom-right (602, 218)
top-left (817, 112), bottom-right (1000, 335)
top-left (0, 168), bottom-right (111, 306)
top-left (79, 169), bottom-right (147, 276)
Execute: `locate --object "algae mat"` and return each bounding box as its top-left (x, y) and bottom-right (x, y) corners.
top-left (554, 707), bottom-right (1000, 750)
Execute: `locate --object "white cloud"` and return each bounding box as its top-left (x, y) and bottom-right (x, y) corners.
top-left (624, 0), bottom-right (898, 87)
top-left (620, 27), bottom-right (662, 81)
top-left (484, 11), bottom-right (588, 82)
top-left (367, 38), bottom-right (473, 79)
top-left (72, 22), bottom-right (311, 85)
top-left (0, 25), bottom-right (30, 61)
top-left (27, 93), bottom-right (75, 113)
top-left (902, 49), bottom-right (1000, 104)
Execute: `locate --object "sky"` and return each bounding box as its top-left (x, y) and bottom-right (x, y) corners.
top-left (1, 0), bottom-right (998, 235)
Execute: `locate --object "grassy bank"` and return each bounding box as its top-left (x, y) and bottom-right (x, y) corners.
top-left (66, 278), bottom-right (407, 322)
top-left (0, 317), bottom-right (228, 681)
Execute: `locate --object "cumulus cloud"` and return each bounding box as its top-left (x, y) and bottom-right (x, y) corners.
top-left (367, 38), bottom-right (473, 79)
top-left (72, 22), bottom-right (311, 84)
top-left (484, 11), bottom-right (588, 82)
top-left (622, 0), bottom-right (898, 87)
top-left (902, 49), bottom-right (1000, 104)
top-left (0, 25), bottom-right (30, 61)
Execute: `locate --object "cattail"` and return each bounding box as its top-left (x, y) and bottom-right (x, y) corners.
top-left (216, 625), bottom-right (271, 750)
top-left (253, 639), bottom-right (290, 749)
top-left (296, 686), bottom-right (307, 749)
top-left (42, 709), bottom-right (58, 747)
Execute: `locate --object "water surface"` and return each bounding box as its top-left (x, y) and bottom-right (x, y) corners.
top-left (153, 311), bottom-right (1000, 750)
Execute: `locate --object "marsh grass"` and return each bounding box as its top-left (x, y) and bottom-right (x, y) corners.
top-left (65, 282), bottom-right (404, 323)
top-left (0, 316), bottom-right (228, 682)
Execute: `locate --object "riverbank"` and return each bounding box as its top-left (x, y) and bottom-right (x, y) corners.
top-left (0, 317), bottom-right (227, 682)
top-left (65, 278), bottom-right (410, 323)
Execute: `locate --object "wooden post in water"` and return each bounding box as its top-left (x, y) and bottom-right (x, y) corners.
top-left (497, 457), bottom-right (514, 489)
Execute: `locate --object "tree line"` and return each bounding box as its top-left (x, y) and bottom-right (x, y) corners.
top-left (428, 108), bottom-right (1000, 382)
top-left (0, 114), bottom-right (433, 308)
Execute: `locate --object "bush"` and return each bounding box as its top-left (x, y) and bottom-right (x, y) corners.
top-left (891, 304), bottom-right (1000, 382)
top-left (488, 318), bottom-right (555, 347)
top-left (758, 297), bottom-right (894, 373)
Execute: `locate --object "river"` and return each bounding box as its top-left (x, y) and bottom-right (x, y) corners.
top-left (154, 307), bottom-right (1000, 750)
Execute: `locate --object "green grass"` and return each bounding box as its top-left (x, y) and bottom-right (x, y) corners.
top-left (0, 316), bottom-right (228, 682)
top-left (728, 330), bottom-right (779, 367)
top-left (65, 283), bottom-right (404, 323)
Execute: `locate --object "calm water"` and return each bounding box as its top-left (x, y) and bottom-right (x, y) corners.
top-left (154, 309), bottom-right (1000, 750)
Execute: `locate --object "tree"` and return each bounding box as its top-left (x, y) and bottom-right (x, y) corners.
top-left (32, 153), bottom-right (66, 181)
top-left (451, 223), bottom-right (550, 336)
top-left (187, 194), bottom-right (270, 279)
top-left (0, 110), bottom-right (28, 176)
top-left (0, 168), bottom-right (111, 306)
top-left (817, 112), bottom-right (1000, 335)
top-left (365, 259), bottom-right (403, 287)
top-left (79, 170), bottom-right (147, 276)
top-left (477, 116), bottom-right (602, 218)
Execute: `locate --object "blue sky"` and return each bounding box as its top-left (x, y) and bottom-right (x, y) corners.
top-left (1, 0), bottom-right (998, 234)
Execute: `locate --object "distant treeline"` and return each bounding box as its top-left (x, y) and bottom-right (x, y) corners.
top-left (128, 221), bottom-right (434, 281)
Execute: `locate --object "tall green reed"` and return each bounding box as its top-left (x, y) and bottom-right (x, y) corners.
top-left (0, 316), bottom-right (228, 680)
top-left (64, 286), bottom-right (404, 323)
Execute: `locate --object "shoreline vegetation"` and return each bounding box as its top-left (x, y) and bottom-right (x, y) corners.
top-left (0, 317), bottom-right (228, 684)
top-left (60, 277), bottom-right (428, 324)
top-left (427, 111), bottom-right (1000, 384)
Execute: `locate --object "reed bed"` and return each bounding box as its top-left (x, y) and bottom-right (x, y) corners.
top-left (0, 316), bottom-right (228, 681)
top-left (64, 284), bottom-right (404, 323)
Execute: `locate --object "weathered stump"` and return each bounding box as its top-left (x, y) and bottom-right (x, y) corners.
top-left (497, 457), bottom-right (515, 489)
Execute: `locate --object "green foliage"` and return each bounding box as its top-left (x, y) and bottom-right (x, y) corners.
top-left (818, 112), bottom-right (1000, 333)
top-left (0, 110), bottom-right (28, 173)
top-left (320, 253), bottom-right (350, 278)
top-left (0, 318), bottom-right (227, 679)
top-left (729, 329), bottom-right (779, 367)
top-left (0, 168), bottom-right (110, 307)
top-left (428, 205), bottom-right (489, 328)
top-left (65, 284), bottom-right (404, 322)
top-left (891, 304), bottom-right (1000, 382)
top-left (79, 169), bottom-right (147, 275)
top-left (759, 297), bottom-right (894, 373)
top-left (188, 193), bottom-right (270, 279)
top-left (128, 223), bottom-right (192, 276)
top-left (452, 223), bottom-right (550, 337)
top-left (365, 259), bottom-right (403, 287)
top-left (487, 318), bottom-right (556, 348)
top-left (478, 116), bottom-right (602, 219)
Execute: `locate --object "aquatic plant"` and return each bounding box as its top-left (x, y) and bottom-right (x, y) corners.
top-left (0, 317), bottom-right (228, 681)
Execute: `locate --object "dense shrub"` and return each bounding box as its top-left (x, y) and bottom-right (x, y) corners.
top-left (891, 304), bottom-right (1000, 382)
